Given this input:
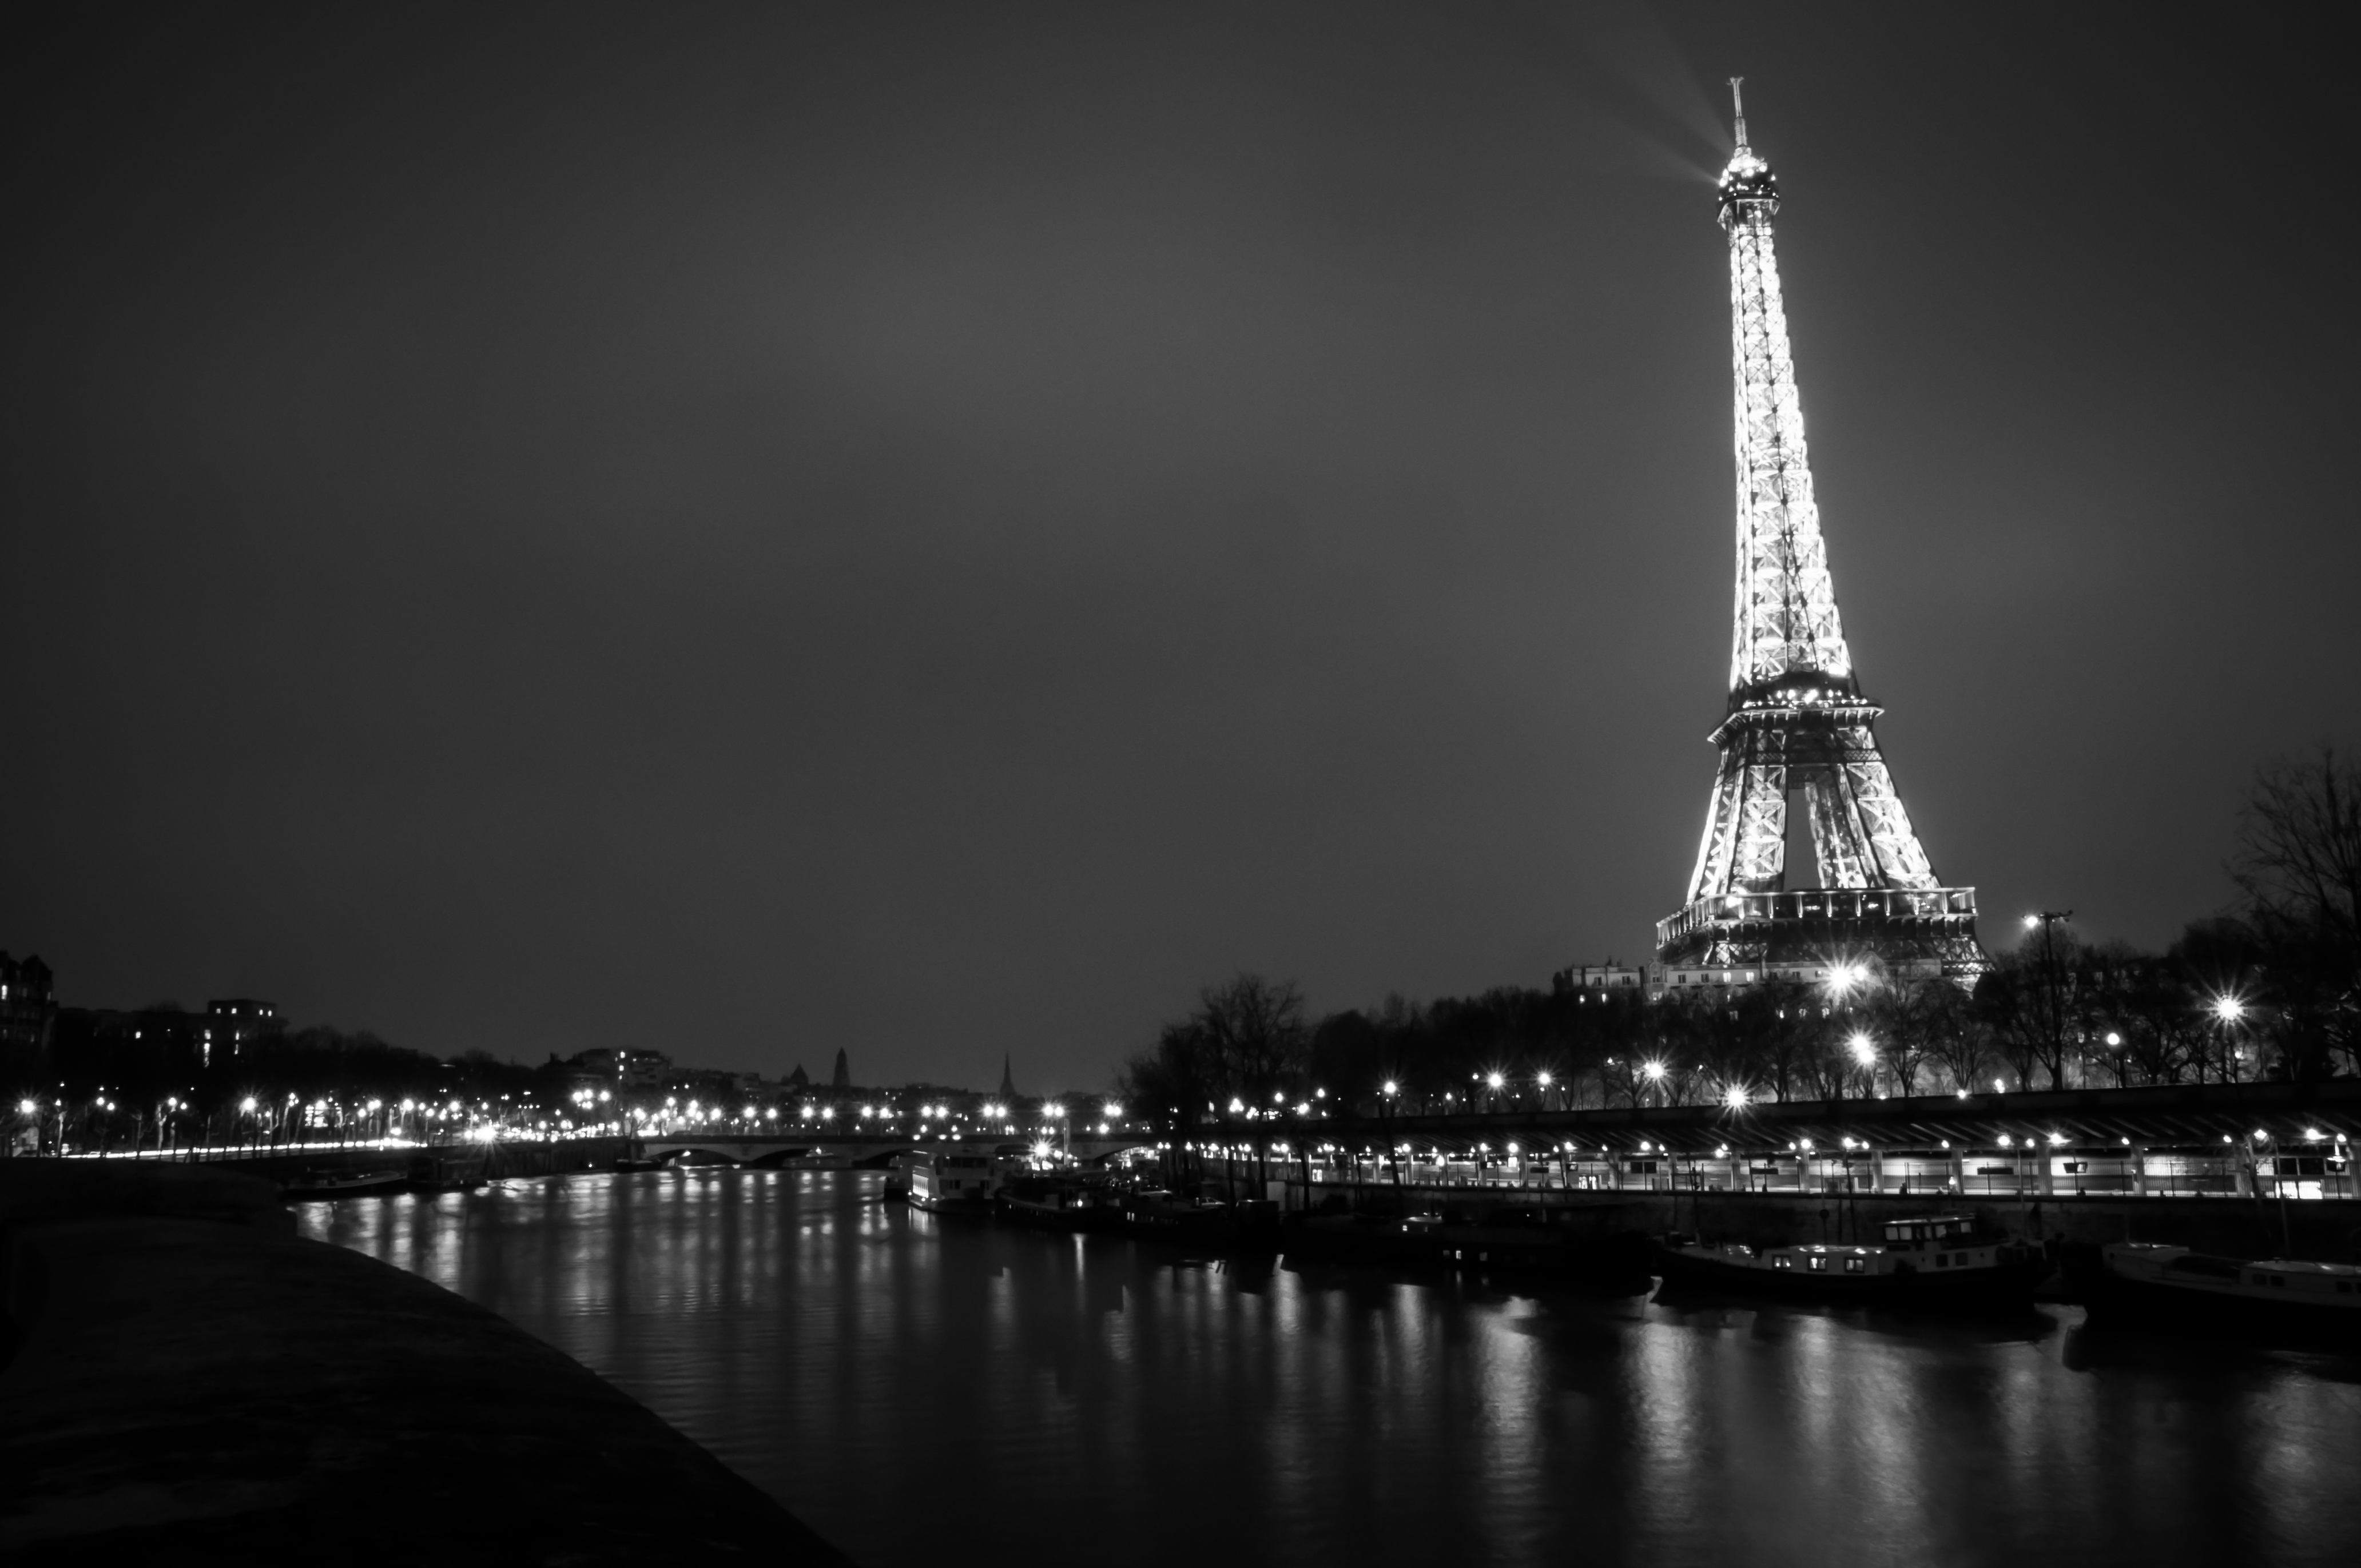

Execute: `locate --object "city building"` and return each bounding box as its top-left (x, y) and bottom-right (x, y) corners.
top-left (1, 953), bottom-right (57, 1062)
top-left (1551, 963), bottom-right (1644, 1002)
top-left (202, 998), bottom-right (281, 1067)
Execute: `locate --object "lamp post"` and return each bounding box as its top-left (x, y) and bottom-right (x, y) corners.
top-left (2022, 910), bottom-right (2072, 1084)
top-left (1847, 1031), bottom-right (1878, 1100)
top-left (2209, 995), bottom-right (2246, 1086)
top-left (2253, 1129), bottom-right (2292, 1256)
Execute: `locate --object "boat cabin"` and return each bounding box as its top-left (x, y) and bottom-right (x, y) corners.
top-left (908, 1151), bottom-right (1003, 1209)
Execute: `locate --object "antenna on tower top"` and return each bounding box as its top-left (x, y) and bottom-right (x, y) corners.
top-left (1730, 77), bottom-right (1749, 150)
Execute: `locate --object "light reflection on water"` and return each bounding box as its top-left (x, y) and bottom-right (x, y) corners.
top-left (303, 1169), bottom-right (2361, 1567)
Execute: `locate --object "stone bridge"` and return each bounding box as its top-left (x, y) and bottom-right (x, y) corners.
top-left (637, 1133), bottom-right (1152, 1169)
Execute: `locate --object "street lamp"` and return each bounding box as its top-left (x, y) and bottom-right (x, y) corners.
top-left (2210, 995), bottom-right (2247, 1083)
top-left (1847, 1031), bottom-right (1877, 1098)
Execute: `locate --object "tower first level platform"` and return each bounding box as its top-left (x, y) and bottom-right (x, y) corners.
top-left (1655, 885), bottom-right (1983, 989)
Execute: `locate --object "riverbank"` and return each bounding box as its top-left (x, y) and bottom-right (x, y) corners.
top-left (1301, 1179), bottom-right (2361, 1260)
top-left (0, 1160), bottom-right (846, 1563)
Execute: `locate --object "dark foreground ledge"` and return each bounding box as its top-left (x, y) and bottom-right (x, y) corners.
top-left (0, 1163), bottom-right (848, 1564)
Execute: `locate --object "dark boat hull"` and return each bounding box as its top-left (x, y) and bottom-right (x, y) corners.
top-left (2065, 1259), bottom-right (2361, 1346)
top-left (1653, 1245), bottom-right (2048, 1309)
top-left (281, 1172), bottom-right (409, 1201)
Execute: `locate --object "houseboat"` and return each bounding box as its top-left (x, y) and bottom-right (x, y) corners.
top-left (906, 1150), bottom-right (1004, 1212)
top-left (997, 1173), bottom-right (1120, 1231)
top-left (1654, 1213), bottom-right (2049, 1307)
top-left (2069, 1243), bottom-right (2361, 1342)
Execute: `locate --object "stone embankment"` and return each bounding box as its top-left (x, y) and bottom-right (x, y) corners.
top-left (0, 1160), bottom-right (846, 1563)
top-left (1319, 1179), bottom-right (2361, 1260)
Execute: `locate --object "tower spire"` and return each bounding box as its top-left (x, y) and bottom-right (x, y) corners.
top-left (1730, 76), bottom-right (1748, 151)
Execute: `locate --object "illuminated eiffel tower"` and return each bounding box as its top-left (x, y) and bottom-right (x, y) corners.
top-left (1655, 82), bottom-right (1986, 986)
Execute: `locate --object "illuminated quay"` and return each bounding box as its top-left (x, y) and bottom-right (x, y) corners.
top-left (1311, 1077), bottom-right (2361, 1202)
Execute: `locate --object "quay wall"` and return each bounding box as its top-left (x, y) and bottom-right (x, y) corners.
top-left (71, 1135), bottom-right (634, 1184)
top-left (1305, 1177), bottom-right (2361, 1261)
top-left (0, 1160), bottom-right (846, 1562)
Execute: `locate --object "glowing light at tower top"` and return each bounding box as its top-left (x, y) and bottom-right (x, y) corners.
top-left (1718, 77), bottom-right (1779, 227)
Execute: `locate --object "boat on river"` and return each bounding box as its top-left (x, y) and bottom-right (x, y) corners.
top-left (2067, 1243), bottom-right (2361, 1342)
top-left (1654, 1213), bottom-right (2049, 1307)
top-left (1285, 1207), bottom-right (1649, 1283)
top-left (1110, 1188), bottom-right (1279, 1244)
top-left (998, 1174), bottom-right (1122, 1231)
top-left (280, 1168), bottom-right (409, 1201)
top-left (907, 1151), bottom-right (1004, 1212)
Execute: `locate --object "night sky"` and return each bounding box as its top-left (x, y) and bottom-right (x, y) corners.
top-left (8, 4), bottom-right (2356, 1091)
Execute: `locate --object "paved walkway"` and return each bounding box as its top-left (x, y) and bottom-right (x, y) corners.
top-left (0, 1162), bottom-right (846, 1563)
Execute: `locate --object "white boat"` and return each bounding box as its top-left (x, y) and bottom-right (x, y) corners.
top-left (2072, 1243), bottom-right (2361, 1342)
top-left (907, 1150), bottom-right (1004, 1212)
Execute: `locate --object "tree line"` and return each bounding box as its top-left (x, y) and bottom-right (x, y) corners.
top-left (1120, 750), bottom-right (2360, 1139)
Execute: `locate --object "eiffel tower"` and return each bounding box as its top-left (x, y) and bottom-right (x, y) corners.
top-left (1655, 82), bottom-right (1986, 986)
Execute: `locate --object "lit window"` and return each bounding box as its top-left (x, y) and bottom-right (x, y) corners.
top-left (1808, 1256), bottom-right (1827, 1272)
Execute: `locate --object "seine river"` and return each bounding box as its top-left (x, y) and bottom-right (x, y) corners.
top-left (301, 1168), bottom-right (2361, 1567)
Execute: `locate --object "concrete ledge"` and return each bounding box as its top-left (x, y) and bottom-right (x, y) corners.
top-left (0, 1165), bottom-right (847, 1563)
top-left (0, 1160), bottom-right (292, 1235)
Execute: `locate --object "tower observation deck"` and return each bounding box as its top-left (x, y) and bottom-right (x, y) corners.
top-left (1656, 82), bottom-right (1987, 984)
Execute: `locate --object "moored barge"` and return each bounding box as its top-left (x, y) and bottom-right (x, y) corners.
top-left (1654, 1213), bottom-right (2048, 1307)
top-left (906, 1151), bottom-right (1005, 1213)
top-left (2068, 1243), bottom-right (2361, 1343)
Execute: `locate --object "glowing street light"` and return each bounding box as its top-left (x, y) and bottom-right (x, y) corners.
top-left (2212, 995), bottom-right (2245, 1023)
top-left (1847, 1032), bottom-right (1877, 1066)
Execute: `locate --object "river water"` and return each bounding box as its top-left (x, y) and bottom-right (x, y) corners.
top-left (301, 1168), bottom-right (2361, 1567)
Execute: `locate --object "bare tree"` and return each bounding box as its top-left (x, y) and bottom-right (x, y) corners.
top-left (1191, 974), bottom-right (1310, 1197)
top-left (1921, 981), bottom-right (1988, 1093)
top-left (2232, 748), bottom-right (2361, 1079)
top-left (1870, 976), bottom-right (1954, 1095)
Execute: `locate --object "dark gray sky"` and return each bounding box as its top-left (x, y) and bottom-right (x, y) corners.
top-left (8, 3), bottom-right (2356, 1091)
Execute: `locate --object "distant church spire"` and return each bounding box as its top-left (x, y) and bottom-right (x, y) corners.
top-left (832, 1049), bottom-right (851, 1091)
top-left (998, 1053), bottom-right (1016, 1100)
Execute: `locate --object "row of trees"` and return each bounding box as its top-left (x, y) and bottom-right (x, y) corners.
top-left (1121, 750), bottom-right (2361, 1132)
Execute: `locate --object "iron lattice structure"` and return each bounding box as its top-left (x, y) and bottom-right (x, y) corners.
top-left (1657, 85), bottom-right (1986, 982)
